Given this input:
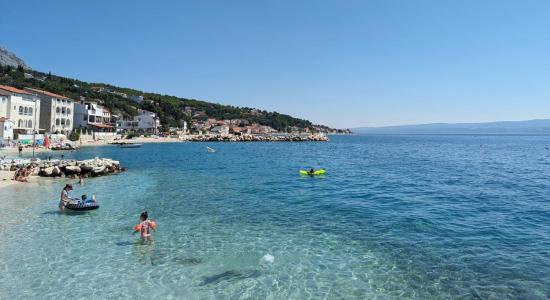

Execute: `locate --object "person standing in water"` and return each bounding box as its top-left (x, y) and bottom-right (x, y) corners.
top-left (59, 184), bottom-right (74, 211)
top-left (133, 211), bottom-right (156, 242)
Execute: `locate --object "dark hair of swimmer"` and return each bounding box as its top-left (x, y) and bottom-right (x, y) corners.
top-left (140, 211), bottom-right (148, 220)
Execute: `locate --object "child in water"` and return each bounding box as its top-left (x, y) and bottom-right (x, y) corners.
top-left (133, 211), bottom-right (156, 242)
top-left (80, 194), bottom-right (96, 204)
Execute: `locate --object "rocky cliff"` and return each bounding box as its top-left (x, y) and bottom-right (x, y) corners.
top-left (0, 47), bottom-right (29, 69)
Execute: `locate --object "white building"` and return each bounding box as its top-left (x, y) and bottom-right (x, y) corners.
top-left (0, 85), bottom-right (40, 136)
top-left (0, 117), bottom-right (14, 142)
top-left (168, 121), bottom-right (188, 134)
top-left (116, 109), bottom-right (160, 134)
top-left (129, 95), bottom-right (143, 103)
top-left (73, 100), bottom-right (114, 132)
top-left (210, 125), bottom-right (229, 136)
top-left (0, 89), bottom-right (9, 118)
top-left (25, 88), bottom-right (74, 134)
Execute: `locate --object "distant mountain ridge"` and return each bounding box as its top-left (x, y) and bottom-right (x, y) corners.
top-left (0, 47), bottom-right (29, 69)
top-left (354, 119), bottom-right (550, 135)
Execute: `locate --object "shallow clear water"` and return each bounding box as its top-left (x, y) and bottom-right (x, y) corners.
top-left (2, 135), bottom-right (550, 299)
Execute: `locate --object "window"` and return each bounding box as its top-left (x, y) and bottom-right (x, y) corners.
top-left (56, 107), bottom-right (60, 114)
top-left (67, 108), bottom-right (71, 115)
top-left (62, 107), bottom-right (66, 114)
top-left (66, 119), bottom-right (71, 126)
top-left (61, 119), bottom-right (65, 126)
top-left (56, 119), bottom-right (60, 126)
top-left (27, 120), bottom-right (32, 128)
top-left (83, 115), bottom-right (86, 121)
top-left (29, 107), bottom-right (33, 115)
top-left (24, 107), bottom-right (28, 115)
top-left (19, 106), bottom-right (23, 114)
top-left (18, 119), bottom-right (23, 127)
top-left (51, 125), bottom-right (55, 131)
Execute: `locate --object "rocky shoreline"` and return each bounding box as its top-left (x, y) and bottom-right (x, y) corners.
top-left (0, 158), bottom-right (125, 178)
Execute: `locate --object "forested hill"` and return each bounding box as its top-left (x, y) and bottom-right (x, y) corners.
top-left (0, 54), bottom-right (343, 133)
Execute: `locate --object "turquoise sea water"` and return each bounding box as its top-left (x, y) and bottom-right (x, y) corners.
top-left (1, 135), bottom-right (550, 299)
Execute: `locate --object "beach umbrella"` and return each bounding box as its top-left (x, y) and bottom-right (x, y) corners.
top-left (44, 133), bottom-right (49, 148)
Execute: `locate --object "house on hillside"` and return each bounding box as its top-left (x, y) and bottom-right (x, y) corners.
top-left (0, 85), bottom-right (40, 136)
top-left (111, 91), bottom-right (127, 98)
top-left (129, 95), bottom-right (143, 103)
top-left (24, 88), bottom-right (74, 135)
top-left (116, 109), bottom-right (160, 134)
top-left (90, 86), bottom-right (111, 93)
top-left (210, 125), bottom-right (229, 136)
top-left (73, 100), bottom-right (114, 132)
top-left (251, 125), bottom-right (277, 134)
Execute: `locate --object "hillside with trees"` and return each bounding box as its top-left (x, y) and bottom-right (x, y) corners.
top-left (0, 59), bottom-right (347, 133)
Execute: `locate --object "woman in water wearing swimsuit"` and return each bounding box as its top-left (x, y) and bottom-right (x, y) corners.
top-left (59, 184), bottom-right (74, 211)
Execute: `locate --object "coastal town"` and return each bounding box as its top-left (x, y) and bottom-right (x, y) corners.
top-left (0, 84), bottom-right (349, 150)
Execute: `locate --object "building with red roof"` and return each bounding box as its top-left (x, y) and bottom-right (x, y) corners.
top-left (0, 85), bottom-right (40, 136)
top-left (25, 88), bottom-right (74, 134)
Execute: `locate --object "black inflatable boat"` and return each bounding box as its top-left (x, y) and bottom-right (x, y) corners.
top-left (65, 201), bottom-right (99, 211)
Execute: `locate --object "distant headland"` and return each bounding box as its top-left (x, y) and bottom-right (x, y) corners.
top-left (353, 119), bottom-right (550, 135)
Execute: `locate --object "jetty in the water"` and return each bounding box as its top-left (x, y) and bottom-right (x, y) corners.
top-left (0, 157), bottom-right (125, 178)
top-left (181, 134), bottom-right (329, 142)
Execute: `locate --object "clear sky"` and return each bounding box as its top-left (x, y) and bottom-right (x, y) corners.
top-left (2, 0), bottom-right (549, 128)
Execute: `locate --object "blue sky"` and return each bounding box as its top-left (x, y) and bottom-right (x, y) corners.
top-left (2, 0), bottom-right (549, 128)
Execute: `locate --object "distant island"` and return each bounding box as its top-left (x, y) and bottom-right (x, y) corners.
top-left (0, 47), bottom-right (350, 135)
top-left (354, 119), bottom-right (550, 135)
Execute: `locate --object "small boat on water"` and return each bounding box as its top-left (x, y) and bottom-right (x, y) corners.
top-left (120, 143), bottom-right (142, 148)
top-left (207, 146), bottom-right (216, 153)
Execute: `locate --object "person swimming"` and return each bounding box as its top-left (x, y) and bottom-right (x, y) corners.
top-left (133, 211), bottom-right (156, 242)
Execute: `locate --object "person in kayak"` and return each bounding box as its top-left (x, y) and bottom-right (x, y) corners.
top-left (59, 184), bottom-right (74, 211)
top-left (133, 211), bottom-right (156, 242)
top-left (307, 168), bottom-right (315, 175)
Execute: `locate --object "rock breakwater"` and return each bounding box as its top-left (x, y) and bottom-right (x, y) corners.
top-left (0, 157), bottom-right (125, 178)
top-left (182, 134), bottom-right (329, 142)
